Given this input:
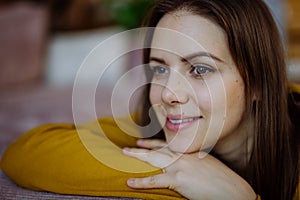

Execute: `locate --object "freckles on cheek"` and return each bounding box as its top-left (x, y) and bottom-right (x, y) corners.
top-left (226, 79), bottom-right (245, 109)
top-left (196, 87), bottom-right (212, 109)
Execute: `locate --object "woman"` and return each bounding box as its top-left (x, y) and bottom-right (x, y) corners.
top-left (126, 0), bottom-right (300, 199)
top-left (1, 0), bottom-right (299, 199)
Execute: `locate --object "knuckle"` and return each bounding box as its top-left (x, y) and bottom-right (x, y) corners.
top-left (166, 171), bottom-right (182, 191)
top-left (149, 176), bottom-right (156, 185)
top-left (168, 184), bottom-right (177, 190)
top-left (174, 169), bottom-right (184, 181)
top-left (177, 157), bottom-right (189, 168)
top-left (174, 169), bottom-right (187, 185)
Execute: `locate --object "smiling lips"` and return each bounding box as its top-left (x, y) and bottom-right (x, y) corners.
top-left (165, 115), bottom-right (202, 132)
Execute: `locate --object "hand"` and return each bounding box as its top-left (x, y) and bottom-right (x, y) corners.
top-left (123, 139), bottom-right (257, 200)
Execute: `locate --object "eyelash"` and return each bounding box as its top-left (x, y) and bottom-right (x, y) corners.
top-left (151, 65), bottom-right (169, 76)
top-left (190, 64), bottom-right (215, 78)
top-left (150, 64), bottom-right (215, 78)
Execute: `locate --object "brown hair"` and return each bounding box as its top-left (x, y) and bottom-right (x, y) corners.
top-left (140, 0), bottom-right (299, 199)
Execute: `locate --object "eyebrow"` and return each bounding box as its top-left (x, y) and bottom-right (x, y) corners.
top-left (149, 51), bottom-right (225, 64)
top-left (149, 57), bottom-right (166, 64)
top-left (182, 52), bottom-right (225, 63)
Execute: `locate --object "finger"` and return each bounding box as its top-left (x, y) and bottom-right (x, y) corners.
top-left (122, 147), bottom-right (150, 161)
top-left (198, 151), bottom-right (209, 159)
top-left (137, 139), bottom-right (167, 149)
top-left (123, 147), bottom-right (180, 168)
top-left (127, 174), bottom-right (177, 190)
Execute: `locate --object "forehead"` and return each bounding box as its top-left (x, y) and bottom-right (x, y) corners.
top-left (151, 12), bottom-right (229, 59)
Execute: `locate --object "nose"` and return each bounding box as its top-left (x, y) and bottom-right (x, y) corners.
top-left (161, 71), bottom-right (189, 106)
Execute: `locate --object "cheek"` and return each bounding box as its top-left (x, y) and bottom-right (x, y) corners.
top-left (192, 82), bottom-right (213, 113)
top-left (221, 77), bottom-right (246, 133)
top-left (196, 90), bottom-right (211, 110)
top-left (200, 72), bottom-right (245, 116)
top-left (226, 78), bottom-right (245, 112)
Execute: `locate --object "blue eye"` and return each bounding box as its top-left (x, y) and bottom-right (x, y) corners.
top-left (151, 66), bottom-right (169, 76)
top-left (190, 64), bottom-right (214, 77)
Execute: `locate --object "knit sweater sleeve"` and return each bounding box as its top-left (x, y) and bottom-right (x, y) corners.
top-left (0, 117), bottom-right (184, 200)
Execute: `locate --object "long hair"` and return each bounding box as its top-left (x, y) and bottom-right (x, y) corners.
top-left (140, 0), bottom-right (299, 199)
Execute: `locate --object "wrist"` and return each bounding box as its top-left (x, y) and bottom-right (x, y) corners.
top-left (228, 174), bottom-right (257, 200)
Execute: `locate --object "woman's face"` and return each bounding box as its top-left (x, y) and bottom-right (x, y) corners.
top-left (149, 12), bottom-right (247, 153)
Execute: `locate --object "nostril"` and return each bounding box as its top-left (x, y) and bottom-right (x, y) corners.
top-left (170, 100), bottom-right (180, 104)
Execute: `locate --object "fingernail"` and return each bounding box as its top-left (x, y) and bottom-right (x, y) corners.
top-left (198, 151), bottom-right (208, 159)
top-left (127, 178), bottom-right (135, 186)
top-left (137, 139), bottom-right (143, 145)
top-left (123, 147), bottom-right (130, 152)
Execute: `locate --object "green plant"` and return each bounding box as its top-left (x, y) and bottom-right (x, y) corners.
top-left (109, 0), bottom-right (156, 29)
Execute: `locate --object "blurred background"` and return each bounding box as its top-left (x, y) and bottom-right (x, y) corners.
top-left (0, 0), bottom-right (299, 89)
top-left (0, 0), bottom-right (156, 153)
top-left (0, 0), bottom-right (156, 88)
top-left (0, 0), bottom-right (299, 148)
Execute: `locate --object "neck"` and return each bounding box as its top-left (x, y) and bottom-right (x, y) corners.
top-left (212, 117), bottom-right (254, 174)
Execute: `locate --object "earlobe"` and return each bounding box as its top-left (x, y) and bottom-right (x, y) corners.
top-left (252, 92), bottom-right (258, 105)
top-left (251, 89), bottom-right (259, 101)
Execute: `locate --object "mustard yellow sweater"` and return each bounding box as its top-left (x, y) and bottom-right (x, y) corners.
top-left (0, 116), bottom-right (185, 199)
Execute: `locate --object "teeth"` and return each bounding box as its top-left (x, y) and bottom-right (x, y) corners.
top-left (169, 117), bottom-right (199, 124)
